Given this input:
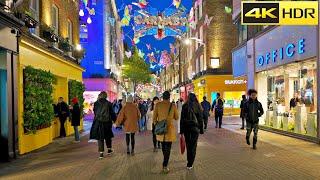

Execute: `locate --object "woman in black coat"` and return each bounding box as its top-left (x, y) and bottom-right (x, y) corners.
top-left (180, 93), bottom-right (204, 170)
top-left (70, 97), bottom-right (81, 142)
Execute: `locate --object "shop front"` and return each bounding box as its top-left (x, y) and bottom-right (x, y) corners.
top-left (0, 8), bottom-right (22, 161)
top-left (193, 75), bottom-right (246, 115)
top-left (254, 25), bottom-right (318, 140)
top-left (83, 78), bottom-right (118, 120)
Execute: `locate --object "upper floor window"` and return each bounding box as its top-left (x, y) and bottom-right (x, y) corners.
top-left (29, 0), bottom-right (39, 35)
top-left (67, 20), bottom-right (73, 45)
top-left (199, 1), bottom-right (203, 19)
top-left (51, 5), bottom-right (59, 35)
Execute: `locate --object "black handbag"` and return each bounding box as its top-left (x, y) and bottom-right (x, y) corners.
top-left (154, 103), bottom-right (172, 135)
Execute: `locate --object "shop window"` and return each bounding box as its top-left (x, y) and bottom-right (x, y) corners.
top-left (257, 59), bottom-right (317, 137)
top-left (224, 91), bottom-right (246, 108)
top-left (67, 20), bottom-right (73, 45)
top-left (51, 5), bottom-right (59, 35)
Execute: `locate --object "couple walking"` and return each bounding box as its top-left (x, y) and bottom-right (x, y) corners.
top-left (153, 91), bottom-right (204, 173)
top-left (90, 92), bottom-right (140, 158)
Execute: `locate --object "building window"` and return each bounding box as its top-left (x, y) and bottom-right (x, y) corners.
top-left (51, 5), bottom-right (59, 35)
top-left (210, 57), bottom-right (220, 68)
top-left (67, 20), bottom-right (73, 45)
top-left (237, 22), bottom-right (247, 44)
top-left (29, 0), bottom-right (39, 35)
top-left (199, 1), bottom-right (203, 19)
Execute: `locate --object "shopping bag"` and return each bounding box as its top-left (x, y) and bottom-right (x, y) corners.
top-left (180, 134), bottom-right (186, 154)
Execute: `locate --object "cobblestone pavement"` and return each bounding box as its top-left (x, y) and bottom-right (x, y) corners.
top-left (1, 117), bottom-right (320, 180)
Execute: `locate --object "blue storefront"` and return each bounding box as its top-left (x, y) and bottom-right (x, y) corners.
top-left (252, 26), bottom-right (319, 142)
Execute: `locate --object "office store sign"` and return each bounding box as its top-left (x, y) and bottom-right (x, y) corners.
top-left (255, 26), bottom-right (317, 72)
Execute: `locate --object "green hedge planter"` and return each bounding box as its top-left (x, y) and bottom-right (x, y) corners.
top-left (23, 66), bottom-right (56, 134)
top-left (68, 80), bottom-right (85, 117)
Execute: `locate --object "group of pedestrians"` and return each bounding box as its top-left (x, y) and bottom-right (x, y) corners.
top-left (89, 88), bottom-right (264, 173)
top-left (55, 97), bottom-right (81, 142)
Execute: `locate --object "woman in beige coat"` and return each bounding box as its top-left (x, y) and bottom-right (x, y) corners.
top-left (153, 91), bottom-right (179, 173)
top-left (116, 95), bottom-right (141, 155)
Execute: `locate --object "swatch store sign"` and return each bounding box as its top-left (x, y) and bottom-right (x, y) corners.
top-left (255, 26), bottom-right (317, 72)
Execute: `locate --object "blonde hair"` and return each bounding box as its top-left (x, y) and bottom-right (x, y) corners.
top-left (127, 95), bottom-right (134, 103)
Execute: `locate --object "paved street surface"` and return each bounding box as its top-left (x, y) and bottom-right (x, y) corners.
top-left (1, 117), bottom-right (320, 180)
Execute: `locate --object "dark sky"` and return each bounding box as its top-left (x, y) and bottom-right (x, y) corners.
top-left (116, 0), bottom-right (192, 72)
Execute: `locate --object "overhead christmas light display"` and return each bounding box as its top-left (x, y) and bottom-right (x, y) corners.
top-left (133, 7), bottom-right (188, 41)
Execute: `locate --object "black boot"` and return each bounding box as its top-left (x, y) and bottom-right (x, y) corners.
top-left (246, 136), bottom-right (250, 145)
top-left (127, 146), bottom-right (130, 155)
top-left (253, 138), bottom-right (257, 150)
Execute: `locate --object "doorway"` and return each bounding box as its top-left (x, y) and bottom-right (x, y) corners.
top-left (0, 50), bottom-right (9, 162)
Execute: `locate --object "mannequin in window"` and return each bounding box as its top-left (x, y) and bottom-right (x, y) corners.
top-left (290, 92), bottom-right (300, 110)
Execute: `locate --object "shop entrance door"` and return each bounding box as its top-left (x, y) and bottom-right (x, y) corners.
top-left (0, 50), bottom-right (9, 162)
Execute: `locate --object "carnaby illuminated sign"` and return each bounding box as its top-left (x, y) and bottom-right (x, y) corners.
top-left (225, 80), bottom-right (247, 85)
top-left (257, 38), bottom-right (305, 66)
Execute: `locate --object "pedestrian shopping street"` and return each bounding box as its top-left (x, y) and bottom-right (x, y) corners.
top-left (1, 117), bottom-right (320, 180)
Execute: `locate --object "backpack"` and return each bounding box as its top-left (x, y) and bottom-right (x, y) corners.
top-left (215, 98), bottom-right (224, 113)
top-left (95, 100), bottom-right (111, 122)
top-left (186, 106), bottom-right (199, 127)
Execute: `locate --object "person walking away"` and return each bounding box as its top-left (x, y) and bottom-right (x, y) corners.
top-left (176, 98), bottom-right (183, 134)
top-left (201, 96), bottom-right (211, 131)
top-left (113, 99), bottom-right (120, 117)
top-left (70, 97), bottom-right (81, 142)
top-left (138, 100), bottom-right (147, 131)
top-left (153, 91), bottom-right (179, 174)
top-left (56, 97), bottom-right (69, 138)
top-left (240, 95), bottom-right (247, 130)
top-left (211, 93), bottom-right (224, 128)
top-left (115, 95), bottom-right (140, 155)
top-left (147, 96), bottom-right (161, 151)
top-left (244, 89), bottom-right (264, 150)
top-left (93, 91), bottom-right (116, 159)
top-left (180, 93), bottom-right (204, 170)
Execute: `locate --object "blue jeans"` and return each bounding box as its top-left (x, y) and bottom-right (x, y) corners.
top-left (74, 126), bottom-right (80, 141)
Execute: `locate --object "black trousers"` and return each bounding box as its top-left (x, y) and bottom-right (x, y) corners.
top-left (161, 142), bottom-right (172, 167)
top-left (203, 115), bottom-right (208, 129)
top-left (241, 117), bottom-right (245, 128)
top-left (98, 138), bottom-right (112, 152)
top-left (152, 124), bottom-right (161, 148)
top-left (126, 133), bottom-right (135, 150)
top-left (215, 113), bottom-right (223, 128)
top-left (184, 131), bottom-right (199, 167)
top-left (59, 116), bottom-right (67, 137)
top-left (246, 122), bottom-right (259, 144)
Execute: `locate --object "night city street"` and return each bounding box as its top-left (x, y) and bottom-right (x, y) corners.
top-left (1, 0), bottom-right (320, 179)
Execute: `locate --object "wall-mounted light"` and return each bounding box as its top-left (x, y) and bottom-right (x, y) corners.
top-left (210, 57), bottom-right (220, 68)
top-left (75, 44), bottom-right (82, 51)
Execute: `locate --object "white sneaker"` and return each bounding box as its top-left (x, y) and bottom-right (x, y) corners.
top-left (187, 166), bottom-right (193, 170)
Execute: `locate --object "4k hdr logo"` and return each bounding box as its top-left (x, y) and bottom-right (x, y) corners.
top-left (241, 1), bottom-right (318, 25)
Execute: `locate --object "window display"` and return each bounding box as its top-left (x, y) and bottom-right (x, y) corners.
top-left (257, 59), bottom-right (317, 137)
top-left (223, 91), bottom-right (245, 108)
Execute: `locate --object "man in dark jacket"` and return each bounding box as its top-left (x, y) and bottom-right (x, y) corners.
top-left (212, 93), bottom-right (224, 128)
top-left (56, 97), bottom-right (69, 138)
top-left (93, 91), bottom-right (116, 159)
top-left (201, 96), bottom-right (211, 131)
top-left (244, 89), bottom-right (264, 150)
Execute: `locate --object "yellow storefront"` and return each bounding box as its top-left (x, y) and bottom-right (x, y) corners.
top-left (18, 39), bottom-right (84, 154)
top-left (193, 75), bottom-right (247, 115)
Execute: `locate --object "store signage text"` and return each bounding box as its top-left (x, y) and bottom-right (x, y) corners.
top-left (225, 80), bottom-right (247, 85)
top-left (257, 38), bottom-right (305, 67)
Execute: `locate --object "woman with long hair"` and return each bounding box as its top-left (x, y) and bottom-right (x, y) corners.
top-left (180, 93), bottom-right (204, 170)
top-left (147, 96), bottom-right (161, 152)
top-left (115, 95), bottom-right (141, 155)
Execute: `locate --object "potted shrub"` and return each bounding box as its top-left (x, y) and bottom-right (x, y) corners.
top-left (58, 38), bottom-right (72, 52)
top-left (41, 24), bottom-right (59, 43)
